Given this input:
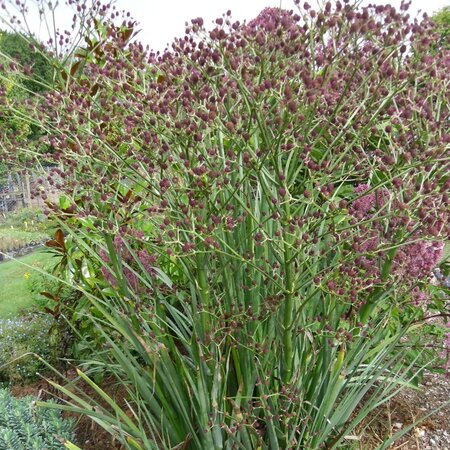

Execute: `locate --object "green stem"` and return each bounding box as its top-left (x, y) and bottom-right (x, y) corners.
top-left (282, 200), bottom-right (294, 385)
top-left (197, 253), bottom-right (210, 338)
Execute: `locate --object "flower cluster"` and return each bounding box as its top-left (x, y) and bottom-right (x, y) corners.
top-left (0, 0), bottom-right (447, 333)
top-left (0, 0), bottom-right (447, 327)
top-left (339, 183), bottom-right (446, 305)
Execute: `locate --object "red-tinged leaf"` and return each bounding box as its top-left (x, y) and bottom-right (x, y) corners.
top-left (121, 24), bottom-right (135, 43)
top-left (55, 229), bottom-right (65, 248)
top-left (80, 79), bottom-right (91, 89)
top-left (70, 61), bottom-right (81, 77)
top-left (60, 69), bottom-right (68, 81)
top-left (74, 50), bottom-right (87, 59)
top-left (124, 189), bottom-right (133, 202)
top-left (94, 49), bottom-right (106, 62)
top-left (90, 84), bottom-right (99, 96)
top-left (119, 190), bottom-right (133, 203)
top-left (85, 36), bottom-right (93, 49)
top-left (106, 24), bottom-right (117, 38)
top-left (157, 74), bottom-right (166, 84)
top-left (40, 292), bottom-right (59, 301)
top-left (61, 208), bottom-right (75, 216)
top-left (46, 240), bottom-right (61, 248)
top-left (44, 307), bottom-right (55, 316)
top-left (46, 235), bottom-right (65, 254)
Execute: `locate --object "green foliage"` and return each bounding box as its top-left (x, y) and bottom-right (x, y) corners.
top-left (432, 6), bottom-right (450, 50)
top-left (26, 266), bottom-right (73, 310)
top-left (0, 31), bottom-right (53, 93)
top-left (0, 313), bottom-right (57, 383)
top-left (0, 32), bottom-right (54, 170)
top-left (25, 259), bottom-right (79, 367)
top-left (50, 289), bottom-right (427, 450)
top-left (0, 248), bottom-right (74, 382)
top-left (0, 161), bottom-right (7, 184)
top-left (0, 388), bottom-right (75, 449)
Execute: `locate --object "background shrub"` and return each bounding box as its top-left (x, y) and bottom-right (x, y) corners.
top-left (0, 313), bottom-right (57, 384)
top-left (0, 207), bottom-right (50, 254)
top-left (0, 207), bottom-right (48, 233)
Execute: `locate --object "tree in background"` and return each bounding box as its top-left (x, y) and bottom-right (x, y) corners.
top-left (0, 31), bottom-right (53, 93)
top-left (432, 6), bottom-right (450, 50)
top-left (0, 32), bottom-right (54, 183)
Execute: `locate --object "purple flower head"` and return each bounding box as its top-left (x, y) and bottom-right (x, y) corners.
top-left (99, 249), bottom-right (109, 263)
top-left (248, 7), bottom-right (295, 32)
top-left (350, 184), bottom-right (388, 217)
top-left (113, 234), bottom-right (124, 250)
top-left (101, 266), bottom-right (116, 287)
top-left (395, 241), bottom-right (444, 278)
top-left (138, 249), bottom-right (158, 274)
top-left (411, 287), bottom-right (428, 305)
top-left (351, 184), bottom-right (375, 215)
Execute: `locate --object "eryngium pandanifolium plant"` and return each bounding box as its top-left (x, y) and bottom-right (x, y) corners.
top-left (1, 0), bottom-right (449, 448)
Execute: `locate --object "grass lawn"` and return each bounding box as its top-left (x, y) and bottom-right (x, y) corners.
top-left (0, 250), bottom-right (54, 317)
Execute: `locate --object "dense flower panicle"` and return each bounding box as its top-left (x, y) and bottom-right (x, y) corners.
top-left (247, 7), bottom-right (298, 31)
top-left (410, 287), bottom-right (429, 305)
top-left (100, 265), bottom-right (116, 286)
top-left (394, 241), bottom-right (444, 278)
top-left (350, 184), bottom-right (387, 216)
top-left (1, 1), bottom-right (448, 258)
top-left (349, 184), bottom-right (445, 277)
top-left (342, 182), bottom-right (446, 305)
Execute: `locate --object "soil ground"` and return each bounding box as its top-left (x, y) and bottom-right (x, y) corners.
top-left (359, 372), bottom-right (450, 449)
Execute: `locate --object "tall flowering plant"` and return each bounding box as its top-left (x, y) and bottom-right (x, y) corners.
top-left (1, 0), bottom-right (449, 448)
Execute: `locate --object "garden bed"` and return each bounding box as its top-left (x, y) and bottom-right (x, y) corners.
top-left (0, 241), bottom-right (45, 262)
top-left (0, 207), bottom-right (50, 258)
top-left (5, 369), bottom-right (448, 450)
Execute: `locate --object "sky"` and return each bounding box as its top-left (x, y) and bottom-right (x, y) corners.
top-left (2, 0), bottom-right (449, 51)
